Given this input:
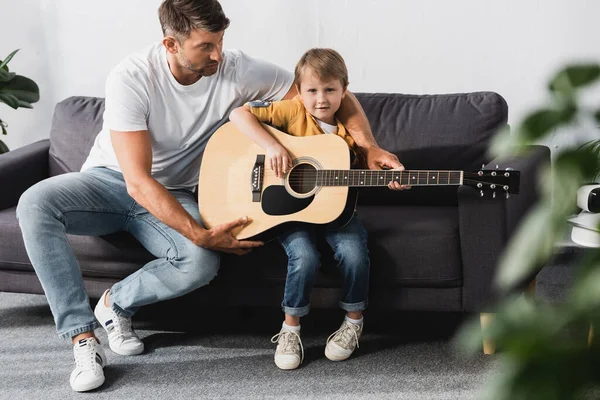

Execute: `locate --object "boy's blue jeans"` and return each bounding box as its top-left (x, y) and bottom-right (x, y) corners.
top-left (278, 215), bottom-right (370, 317)
top-left (16, 167), bottom-right (220, 339)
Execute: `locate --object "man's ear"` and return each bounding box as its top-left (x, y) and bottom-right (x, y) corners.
top-left (163, 36), bottom-right (180, 54)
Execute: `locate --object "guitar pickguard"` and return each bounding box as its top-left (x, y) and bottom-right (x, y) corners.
top-left (261, 185), bottom-right (315, 216)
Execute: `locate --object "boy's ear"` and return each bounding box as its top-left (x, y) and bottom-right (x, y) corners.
top-left (342, 83), bottom-right (349, 98)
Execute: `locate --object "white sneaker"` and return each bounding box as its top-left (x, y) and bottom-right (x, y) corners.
top-left (94, 290), bottom-right (144, 356)
top-left (325, 319), bottom-right (363, 361)
top-left (70, 337), bottom-right (106, 392)
top-left (271, 328), bottom-right (304, 370)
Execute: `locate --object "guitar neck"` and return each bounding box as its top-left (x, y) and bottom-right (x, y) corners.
top-left (315, 170), bottom-right (464, 187)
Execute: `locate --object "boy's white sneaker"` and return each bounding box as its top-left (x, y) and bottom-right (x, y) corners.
top-left (325, 319), bottom-right (363, 361)
top-left (271, 328), bottom-right (304, 370)
top-left (94, 290), bottom-right (144, 356)
top-left (70, 337), bottom-right (106, 392)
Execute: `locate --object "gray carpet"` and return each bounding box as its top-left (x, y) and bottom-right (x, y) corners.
top-left (0, 291), bottom-right (506, 400)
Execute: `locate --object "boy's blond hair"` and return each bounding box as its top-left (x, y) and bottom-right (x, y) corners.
top-left (294, 48), bottom-right (349, 90)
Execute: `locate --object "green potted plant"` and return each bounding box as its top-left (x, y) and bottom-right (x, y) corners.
top-left (0, 49), bottom-right (40, 154)
top-left (459, 63), bottom-right (600, 399)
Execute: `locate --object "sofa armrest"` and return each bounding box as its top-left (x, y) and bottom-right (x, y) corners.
top-left (457, 145), bottom-right (550, 311)
top-left (0, 139), bottom-right (50, 211)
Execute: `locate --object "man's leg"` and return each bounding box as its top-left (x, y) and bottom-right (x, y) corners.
top-left (17, 167), bottom-right (133, 339)
top-left (106, 188), bottom-right (221, 316)
top-left (16, 167), bottom-right (134, 391)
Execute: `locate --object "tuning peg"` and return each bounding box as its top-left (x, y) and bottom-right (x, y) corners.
top-left (477, 183), bottom-right (483, 188)
top-left (504, 172), bottom-right (510, 177)
top-left (493, 192), bottom-right (496, 199)
top-left (505, 167), bottom-right (514, 171)
top-left (480, 190), bottom-right (484, 197)
top-left (506, 193), bottom-right (510, 199)
top-left (482, 164), bottom-right (485, 170)
top-left (495, 165), bottom-right (499, 170)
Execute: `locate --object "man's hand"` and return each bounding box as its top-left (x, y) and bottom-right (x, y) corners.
top-left (201, 216), bottom-right (263, 255)
top-left (363, 146), bottom-right (410, 191)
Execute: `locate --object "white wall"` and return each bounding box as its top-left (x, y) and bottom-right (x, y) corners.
top-left (1, 0), bottom-right (599, 151)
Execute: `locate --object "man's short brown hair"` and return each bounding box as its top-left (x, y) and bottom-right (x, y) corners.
top-left (294, 48), bottom-right (349, 90)
top-left (158, 0), bottom-right (230, 42)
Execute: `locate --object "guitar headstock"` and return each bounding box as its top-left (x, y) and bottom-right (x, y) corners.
top-left (463, 166), bottom-right (520, 198)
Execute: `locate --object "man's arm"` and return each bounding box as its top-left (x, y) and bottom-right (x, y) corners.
top-left (110, 129), bottom-right (262, 254)
top-left (336, 91), bottom-right (407, 190)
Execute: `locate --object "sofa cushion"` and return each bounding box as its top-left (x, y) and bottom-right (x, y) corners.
top-left (0, 205), bottom-right (461, 288)
top-left (49, 97), bottom-right (105, 176)
top-left (357, 205), bottom-right (462, 287)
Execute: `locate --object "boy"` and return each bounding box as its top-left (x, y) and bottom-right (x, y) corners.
top-left (230, 48), bottom-right (380, 370)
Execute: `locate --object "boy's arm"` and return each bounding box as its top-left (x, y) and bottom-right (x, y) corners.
top-left (230, 104), bottom-right (293, 177)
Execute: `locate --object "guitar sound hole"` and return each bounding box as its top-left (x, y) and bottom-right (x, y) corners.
top-left (288, 164), bottom-right (317, 194)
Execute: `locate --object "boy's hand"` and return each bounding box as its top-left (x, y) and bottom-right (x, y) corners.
top-left (266, 143), bottom-right (293, 178)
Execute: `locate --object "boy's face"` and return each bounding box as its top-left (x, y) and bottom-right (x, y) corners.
top-left (298, 69), bottom-right (346, 125)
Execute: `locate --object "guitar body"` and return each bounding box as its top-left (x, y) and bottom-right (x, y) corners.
top-left (199, 122), bottom-right (354, 240)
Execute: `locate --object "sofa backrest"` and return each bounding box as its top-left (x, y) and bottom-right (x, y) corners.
top-left (48, 92), bottom-right (508, 204)
top-left (49, 96), bottom-right (105, 177)
top-left (354, 92), bottom-right (508, 206)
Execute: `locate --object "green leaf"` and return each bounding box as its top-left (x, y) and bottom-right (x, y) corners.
top-left (0, 49), bottom-right (19, 71)
top-left (549, 64), bottom-right (600, 94)
top-left (0, 138), bottom-right (9, 154)
top-left (0, 75), bottom-right (40, 104)
top-left (495, 204), bottom-right (566, 290)
top-left (0, 92), bottom-right (21, 109)
top-left (595, 109), bottom-right (600, 125)
top-left (0, 68), bottom-right (16, 83)
top-left (0, 118), bottom-right (6, 135)
top-left (555, 147), bottom-right (600, 186)
top-left (520, 106), bottom-right (576, 141)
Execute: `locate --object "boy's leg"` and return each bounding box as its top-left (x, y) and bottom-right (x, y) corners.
top-left (324, 214), bottom-right (370, 361)
top-left (272, 227), bottom-right (320, 370)
top-left (278, 226), bottom-right (320, 318)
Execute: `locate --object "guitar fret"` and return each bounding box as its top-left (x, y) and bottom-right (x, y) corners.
top-left (318, 169), bottom-right (466, 187)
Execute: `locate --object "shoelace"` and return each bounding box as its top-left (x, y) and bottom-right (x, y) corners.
top-left (326, 321), bottom-right (360, 350)
top-left (74, 340), bottom-right (99, 373)
top-left (271, 330), bottom-right (304, 363)
top-left (109, 310), bottom-right (135, 339)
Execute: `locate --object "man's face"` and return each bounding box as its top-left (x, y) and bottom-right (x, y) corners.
top-left (298, 69), bottom-right (346, 125)
top-left (176, 29), bottom-right (224, 77)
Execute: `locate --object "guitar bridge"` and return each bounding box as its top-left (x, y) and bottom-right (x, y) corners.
top-left (251, 155), bottom-right (265, 202)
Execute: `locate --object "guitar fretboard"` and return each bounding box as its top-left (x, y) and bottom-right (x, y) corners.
top-left (316, 170), bottom-right (463, 187)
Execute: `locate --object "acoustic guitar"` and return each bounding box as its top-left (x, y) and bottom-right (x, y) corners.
top-left (198, 122), bottom-right (520, 240)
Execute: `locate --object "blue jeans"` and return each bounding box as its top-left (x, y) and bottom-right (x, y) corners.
top-left (16, 167), bottom-right (220, 339)
top-left (278, 215), bottom-right (370, 317)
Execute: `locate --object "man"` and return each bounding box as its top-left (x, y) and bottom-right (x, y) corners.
top-left (16, 0), bottom-right (404, 392)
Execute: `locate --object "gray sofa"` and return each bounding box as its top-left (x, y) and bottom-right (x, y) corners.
top-left (0, 92), bottom-right (549, 315)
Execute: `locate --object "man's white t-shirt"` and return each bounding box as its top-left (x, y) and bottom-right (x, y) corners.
top-left (81, 43), bottom-right (294, 189)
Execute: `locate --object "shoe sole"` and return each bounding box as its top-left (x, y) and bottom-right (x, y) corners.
top-left (274, 359), bottom-right (300, 370)
top-left (71, 376), bottom-right (105, 392)
top-left (108, 343), bottom-right (144, 356)
top-left (325, 347), bottom-right (351, 362)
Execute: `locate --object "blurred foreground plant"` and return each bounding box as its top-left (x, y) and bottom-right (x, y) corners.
top-left (458, 63), bottom-right (600, 400)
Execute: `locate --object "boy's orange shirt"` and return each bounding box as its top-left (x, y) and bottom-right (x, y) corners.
top-left (249, 95), bottom-right (361, 165)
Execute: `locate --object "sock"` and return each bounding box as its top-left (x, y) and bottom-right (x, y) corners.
top-left (345, 315), bottom-right (363, 326)
top-left (282, 321), bottom-right (301, 333)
